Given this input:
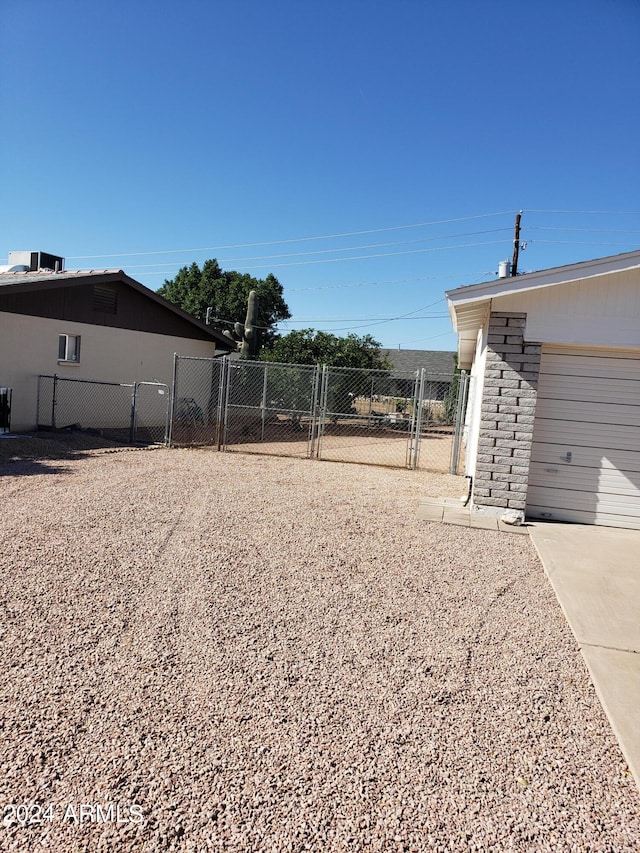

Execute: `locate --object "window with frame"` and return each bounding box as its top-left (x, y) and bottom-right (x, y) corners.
top-left (58, 334), bottom-right (81, 363)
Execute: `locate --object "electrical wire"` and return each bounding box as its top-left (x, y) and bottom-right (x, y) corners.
top-left (117, 238), bottom-right (508, 274)
top-left (525, 209), bottom-right (640, 215)
top-left (286, 271), bottom-right (493, 292)
top-left (65, 211), bottom-right (515, 260)
top-left (210, 299), bottom-right (448, 334)
top-left (118, 228), bottom-right (511, 269)
top-left (395, 330), bottom-right (456, 346)
top-left (219, 239), bottom-right (511, 271)
top-left (528, 239), bottom-right (640, 247)
top-left (527, 226), bottom-right (640, 234)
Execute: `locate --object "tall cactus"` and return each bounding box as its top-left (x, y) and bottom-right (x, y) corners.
top-left (233, 290), bottom-right (259, 359)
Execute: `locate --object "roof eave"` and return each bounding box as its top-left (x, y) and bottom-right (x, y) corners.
top-left (0, 269), bottom-right (235, 350)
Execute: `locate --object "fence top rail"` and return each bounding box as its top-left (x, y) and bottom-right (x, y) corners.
top-left (39, 374), bottom-right (135, 388)
top-left (174, 354), bottom-right (228, 363)
top-left (228, 359), bottom-right (318, 372)
top-left (322, 365), bottom-right (451, 381)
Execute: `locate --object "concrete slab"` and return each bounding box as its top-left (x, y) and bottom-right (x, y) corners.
top-left (529, 521), bottom-right (640, 792)
top-left (528, 523), bottom-right (640, 652)
top-left (469, 515), bottom-right (500, 531)
top-left (442, 506), bottom-right (470, 526)
top-left (416, 503), bottom-right (444, 522)
top-left (580, 645), bottom-right (640, 789)
top-left (418, 500), bottom-right (532, 535)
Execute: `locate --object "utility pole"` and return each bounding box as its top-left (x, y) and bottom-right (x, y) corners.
top-left (511, 210), bottom-right (522, 276)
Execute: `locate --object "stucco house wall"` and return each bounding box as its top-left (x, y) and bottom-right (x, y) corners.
top-left (1, 311), bottom-right (220, 431)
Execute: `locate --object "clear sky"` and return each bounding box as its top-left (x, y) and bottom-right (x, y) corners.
top-left (2, 0), bottom-right (639, 351)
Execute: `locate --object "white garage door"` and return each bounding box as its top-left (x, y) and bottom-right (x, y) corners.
top-left (527, 345), bottom-right (640, 529)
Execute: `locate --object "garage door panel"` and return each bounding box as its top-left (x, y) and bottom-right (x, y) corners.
top-left (527, 346), bottom-right (640, 530)
top-left (529, 462), bottom-right (640, 497)
top-left (540, 353), bottom-right (640, 380)
top-left (530, 442), bottom-right (640, 473)
top-left (532, 419), bottom-right (640, 452)
top-left (536, 374), bottom-right (640, 406)
top-left (526, 503), bottom-right (640, 529)
top-left (527, 484), bottom-right (640, 517)
top-left (534, 399), bottom-right (639, 427)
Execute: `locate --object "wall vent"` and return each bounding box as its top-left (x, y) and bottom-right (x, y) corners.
top-left (92, 285), bottom-right (118, 314)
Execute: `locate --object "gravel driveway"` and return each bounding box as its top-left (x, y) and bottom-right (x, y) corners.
top-left (1, 436), bottom-right (639, 851)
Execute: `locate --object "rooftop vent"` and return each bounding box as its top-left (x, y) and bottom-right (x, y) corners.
top-left (7, 251), bottom-right (65, 272)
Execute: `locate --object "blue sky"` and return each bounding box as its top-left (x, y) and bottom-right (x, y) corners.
top-left (2, 0), bottom-right (639, 351)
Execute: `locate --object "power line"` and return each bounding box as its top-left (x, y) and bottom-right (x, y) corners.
top-left (65, 210), bottom-right (515, 260)
top-left (211, 299), bottom-right (448, 334)
top-left (529, 239), bottom-right (640, 247)
top-left (286, 272), bottom-right (492, 293)
top-left (118, 228), bottom-right (511, 270)
top-left (525, 209), bottom-right (640, 215)
top-left (527, 226), bottom-right (640, 234)
top-left (395, 330), bottom-right (456, 346)
top-left (134, 239), bottom-right (510, 275)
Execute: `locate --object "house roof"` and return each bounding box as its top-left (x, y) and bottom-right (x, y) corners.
top-left (381, 348), bottom-right (456, 378)
top-left (0, 268), bottom-right (234, 350)
top-left (445, 249), bottom-right (640, 368)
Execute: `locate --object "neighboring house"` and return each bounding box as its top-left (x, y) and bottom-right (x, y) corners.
top-left (380, 349), bottom-right (456, 400)
top-left (380, 348), bottom-right (456, 379)
top-left (0, 253), bottom-right (233, 432)
top-left (446, 249), bottom-right (640, 530)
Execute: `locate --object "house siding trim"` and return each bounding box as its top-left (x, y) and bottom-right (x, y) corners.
top-left (472, 312), bottom-right (541, 512)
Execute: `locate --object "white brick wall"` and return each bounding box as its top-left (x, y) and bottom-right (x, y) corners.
top-left (473, 312), bottom-right (541, 511)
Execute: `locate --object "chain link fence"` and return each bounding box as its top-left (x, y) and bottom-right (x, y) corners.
top-left (170, 355), bottom-right (469, 473)
top-left (37, 375), bottom-right (170, 445)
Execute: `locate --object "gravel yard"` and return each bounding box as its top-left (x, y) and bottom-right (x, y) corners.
top-left (1, 435), bottom-right (639, 852)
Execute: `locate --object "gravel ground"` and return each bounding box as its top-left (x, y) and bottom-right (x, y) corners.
top-left (1, 435), bottom-right (639, 852)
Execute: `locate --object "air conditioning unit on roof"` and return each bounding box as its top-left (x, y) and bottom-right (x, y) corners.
top-left (7, 251), bottom-right (65, 272)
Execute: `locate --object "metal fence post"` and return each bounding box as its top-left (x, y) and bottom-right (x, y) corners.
top-left (222, 357), bottom-right (232, 451)
top-left (308, 364), bottom-right (321, 458)
top-left (449, 370), bottom-right (469, 475)
top-left (314, 365), bottom-right (329, 460)
top-left (168, 353), bottom-right (178, 447)
top-left (215, 356), bottom-right (227, 450)
top-left (410, 369), bottom-right (426, 469)
top-left (36, 376), bottom-right (42, 429)
top-left (130, 383), bottom-right (138, 443)
top-left (261, 364), bottom-right (268, 441)
top-left (51, 374), bottom-right (58, 429)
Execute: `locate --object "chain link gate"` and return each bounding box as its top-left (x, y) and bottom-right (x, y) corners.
top-left (131, 382), bottom-right (171, 444)
top-left (37, 375), bottom-right (171, 445)
top-left (222, 359), bottom-right (320, 459)
top-left (168, 355), bottom-right (226, 447)
top-left (314, 365), bottom-right (423, 469)
top-left (169, 355), bottom-right (469, 473)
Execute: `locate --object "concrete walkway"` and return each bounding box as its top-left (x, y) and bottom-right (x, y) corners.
top-left (528, 522), bottom-right (640, 791)
top-left (417, 500), bottom-right (640, 790)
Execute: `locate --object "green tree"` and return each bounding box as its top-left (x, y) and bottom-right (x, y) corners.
top-left (158, 259), bottom-right (291, 350)
top-left (262, 329), bottom-right (392, 416)
top-left (262, 329), bottom-right (391, 370)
